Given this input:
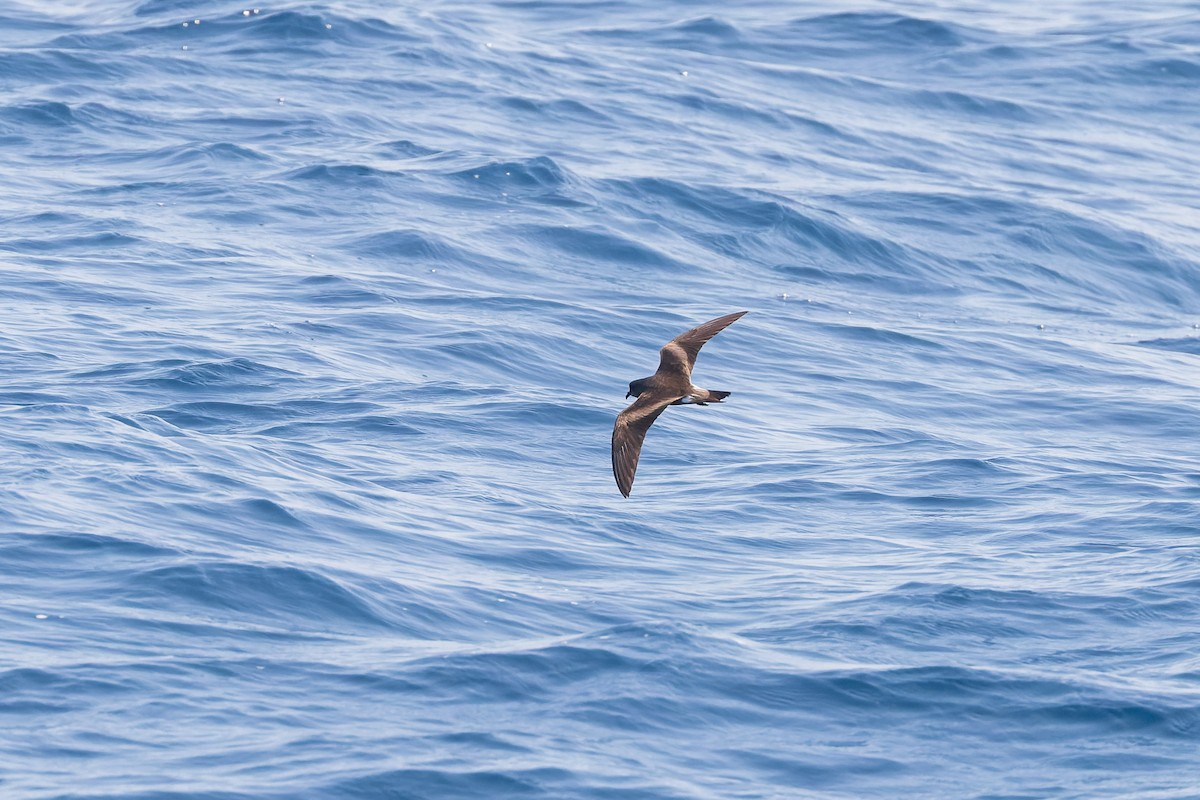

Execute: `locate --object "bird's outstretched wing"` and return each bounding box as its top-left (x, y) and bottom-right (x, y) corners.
top-left (657, 310), bottom-right (748, 378)
top-left (612, 392), bottom-right (678, 498)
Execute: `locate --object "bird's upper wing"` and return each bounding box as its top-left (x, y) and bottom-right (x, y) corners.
top-left (656, 310), bottom-right (747, 379)
top-left (612, 392), bottom-right (678, 498)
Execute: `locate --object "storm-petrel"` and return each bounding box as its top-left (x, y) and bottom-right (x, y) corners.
top-left (612, 310), bottom-right (747, 497)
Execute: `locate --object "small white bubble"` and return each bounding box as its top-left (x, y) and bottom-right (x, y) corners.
top-left (501, 191), bottom-right (508, 197)
top-left (325, 23), bottom-right (332, 29)
top-left (255, 665), bottom-right (264, 670)
top-left (780, 292), bottom-right (789, 300)
top-left (680, 70), bottom-right (689, 76)
top-left (182, 21), bottom-right (189, 27)
top-left (253, 8), bottom-right (261, 13)
top-left (195, 19), bottom-right (201, 24)
top-left (485, 42), bottom-right (493, 48)
top-left (430, 268), bottom-right (437, 272)
top-left (243, 9), bottom-right (250, 15)
top-left (181, 45), bottom-right (188, 50)
top-left (473, 174), bottom-right (479, 179)
top-left (1037, 324), bottom-right (1045, 330)
top-left (505, 171), bottom-right (510, 176)
top-left (277, 96), bottom-right (285, 103)
top-left (35, 614), bottom-right (47, 620)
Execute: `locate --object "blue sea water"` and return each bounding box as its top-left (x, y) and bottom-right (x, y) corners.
top-left (2, 0), bottom-right (1200, 797)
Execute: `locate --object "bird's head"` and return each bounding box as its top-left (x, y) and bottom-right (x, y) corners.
top-left (626, 378), bottom-right (650, 399)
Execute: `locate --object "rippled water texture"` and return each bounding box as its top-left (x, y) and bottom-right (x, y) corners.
top-left (2, 1), bottom-right (1199, 798)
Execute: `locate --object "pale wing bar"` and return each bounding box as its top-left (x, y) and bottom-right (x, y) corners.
top-left (657, 310), bottom-right (748, 377)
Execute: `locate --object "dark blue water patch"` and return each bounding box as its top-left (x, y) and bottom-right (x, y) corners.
top-left (448, 155), bottom-right (595, 208)
top-left (0, 100), bottom-right (77, 129)
top-left (0, 13), bottom-right (73, 43)
top-left (229, 9), bottom-right (416, 46)
top-left (142, 401), bottom-right (292, 432)
top-left (120, 561), bottom-right (392, 631)
top-left (583, 11), bottom-right (971, 65)
top-left (607, 177), bottom-right (944, 287)
top-left (515, 223), bottom-right (688, 271)
top-left (1134, 336), bottom-right (1200, 355)
top-left (325, 767), bottom-right (567, 800)
top-left (0, 669), bottom-right (118, 716)
top-left (0, 531), bottom-right (175, 566)
top-left (128, 358), bottom-right (300, 394)
top-left (0, 211), bottom-right (119, 240)
top-left (434, 730), bottom-right (532, 754)
top-left (1161, 20), bottom-right (1200, 48)
top-left (0, 49), bottom-right (127, 84)
top-left (790, 582), bottom-right (1200, 653)
top-left (907, 87), bottom-right (1039, 122)
top-left (496, 95), bottom-right (612, 126)
top-left (0, 230), bottom-right (144, 254)
top-left (720, 748), bottom-right (905, 789)
top-left (404, 644), bottom-right (658, 704)
top-left (1142, 55), bottom-right (1200, 80)
top-left (258, 414), bottom-right (423, 441)
top-left (453, 155), bottom-right (572, 192)
top-left (47, 101), bottom-right (162, 137)
top-left (109, 141), bottom-right (272, 170)
top-left (348, 229), bottom-right (471, 264)
top-left (817, 321), bottom-right (947, 351)
top-left (460, 544), bottom-right (611, 574)
top-left (0, 274), bottom-right (157, 314)
top-left (480, 399), bottom-right (611, 428)
top-left (645, 15), bottom-right (745, 49)
top-left (52, 793), bottom-right (254, 800)
top-left (787, 12), bottom-right (970, 51)
top-left (839, 189), bottom-right (1200, 307)
top-left (291, 274), bottom-right (396, 307)
top-left (47, 9), bottom-right (385, 55)
top-left (279, 162), bottom-right (413, 190)
top-left (376, 138), bottom-right (442, 159)
top-left (611, 177), bottom-right (795, 232)
top-left (0, 390), bottom-right (74, 406)
top-left (668, 91), bottom-right (796, 131)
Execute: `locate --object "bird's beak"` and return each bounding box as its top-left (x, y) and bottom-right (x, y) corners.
top-left (625, 391), bottom-right (633, 398)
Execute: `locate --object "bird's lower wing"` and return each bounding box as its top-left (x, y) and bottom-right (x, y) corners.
top-left (612, 394), bottom-right (676, 498)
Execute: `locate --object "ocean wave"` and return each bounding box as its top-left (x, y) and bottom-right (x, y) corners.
top-left (2, 0), bottom-right (1198, 797)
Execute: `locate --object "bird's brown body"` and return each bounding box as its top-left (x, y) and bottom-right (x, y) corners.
top-left (611, 311), bottom-right (747, 497)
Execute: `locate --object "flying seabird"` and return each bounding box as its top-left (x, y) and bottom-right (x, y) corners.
top-left (611, 310), bottom-right (747, 498)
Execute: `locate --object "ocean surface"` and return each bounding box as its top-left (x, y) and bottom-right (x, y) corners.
top-left (3, 0), bottom-right (1199, 797)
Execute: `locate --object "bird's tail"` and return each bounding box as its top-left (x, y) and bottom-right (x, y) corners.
top-left (702, 390), bottom-right (731, 403)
